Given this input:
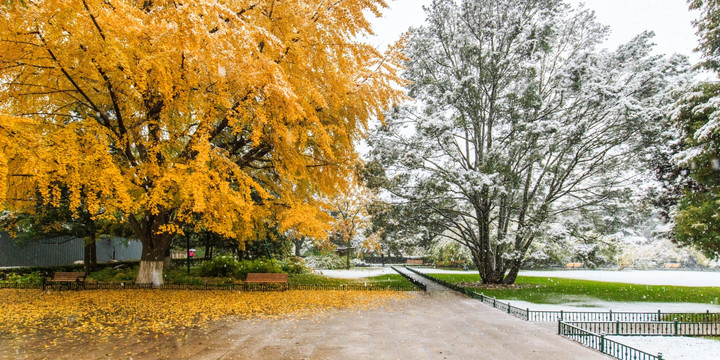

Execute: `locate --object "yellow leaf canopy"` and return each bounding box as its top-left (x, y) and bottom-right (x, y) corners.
top-left (0, 0), bottom-right (404, 249)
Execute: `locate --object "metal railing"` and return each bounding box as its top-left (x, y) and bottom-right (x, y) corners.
top-left (404, 266), bottom-right (531, 320)
top-left (409, 267), bottom-right (720, 359)
top-left (559, 321), bottom-right (663, 360)
top-left (406, 267), bottom-right (720, 323)
top-left (390, 266), bottom-right (427, 291)
top-left (530, 309), bottom-right (720, 322)
top-left (565, 319), bottom-right (720, 336)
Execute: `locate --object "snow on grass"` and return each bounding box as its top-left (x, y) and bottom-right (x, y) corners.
top-left (318, 267), bottom-right (397, 279)
top-left (413, 267), bottom-right (720, 287)
top-left (519, 270), bottom-right (720, 287)
top-left (496, 299), bottom-right (720, 313)
top-left (606, 336), bottom-right (720, 360)
top-left (411, 267), bottom-right (472, 275)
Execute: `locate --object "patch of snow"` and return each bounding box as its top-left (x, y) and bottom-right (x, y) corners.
top-left (606, 336), bottom-right (720, 360)
top-left (497, 299), bottom-right (720, 313)
top-left (412, 267), bottom-right (476, 275)
top-left (318, 267), bottom-right (397, 279)
top-left (413, 268), bottom-right (720, 287)
top-left (519, 270), bottom-right (720, 287)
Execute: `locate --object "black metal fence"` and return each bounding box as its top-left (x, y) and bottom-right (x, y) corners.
top-left (563, 319), bottom-right (720, 336)
top-left (390, 266), bottom-right (427, 291)
top-left (530, 309), bottom-right (720, 323)
top-left (559, 321), bottom-right (663, 360)
top-left (404, 266), bottom-right (532, 320)
top-left (409, 266), bottom-right (720, 360)
top-left (406, 267), bottom-right (720, 322)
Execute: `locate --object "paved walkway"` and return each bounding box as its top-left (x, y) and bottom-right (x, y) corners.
top-left (2, 271), bottom-right (609, 359)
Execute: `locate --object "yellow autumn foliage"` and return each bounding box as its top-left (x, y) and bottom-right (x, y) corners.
top-left (0, 0), bottom-right (405, 282)
top-left (0, 289), bottom-right (410, 340)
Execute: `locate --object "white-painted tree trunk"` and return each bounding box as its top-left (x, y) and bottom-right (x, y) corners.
top-left (136, 260), bottom-right (164, 287)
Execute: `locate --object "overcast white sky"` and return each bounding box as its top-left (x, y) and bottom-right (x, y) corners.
top-left (368, 0), bottom-right (702, 63)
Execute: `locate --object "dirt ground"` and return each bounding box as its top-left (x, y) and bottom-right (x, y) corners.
top-left (1, 272), bottom-right (609, 360)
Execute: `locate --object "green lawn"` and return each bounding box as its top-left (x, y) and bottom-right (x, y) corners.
top-left (430, 273), bottom-right (720, 304)
top-left (289, 273), bottom-right (413, 287)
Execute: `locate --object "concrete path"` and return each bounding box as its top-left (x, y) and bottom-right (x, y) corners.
top-left (2, 272), bottom-right (609, 360)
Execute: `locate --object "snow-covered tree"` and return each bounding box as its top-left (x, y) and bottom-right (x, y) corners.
top-left (670, 0), bottom-right (720, 259)
top-left (367, 0), bottom-right (689, 283)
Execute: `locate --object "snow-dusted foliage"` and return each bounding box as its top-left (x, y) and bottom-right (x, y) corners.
top-left (367, 0), bottom-right (690, 283)
top-left (429, 236), bottom-right (472, 264)
top-left (666, 1), bottom-right (720, 259)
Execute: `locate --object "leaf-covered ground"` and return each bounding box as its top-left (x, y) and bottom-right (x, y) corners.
top-left (0, 289), bottom-right (411, 343)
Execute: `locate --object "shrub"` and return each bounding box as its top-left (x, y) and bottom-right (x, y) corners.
top-left (1, 271), bottom-right (44, 285)
top-left (199, 257), bottom-right (291, 279)
top-left (88, 267), bottom-right (138, 282)
top-left (199, 255), bottom-right (241, 278)
top-left (163, 270), bottom-right (206, 285)
top-left (237, 258), bottom-right (283, 277)
top-left (305, 252), bottom-right (346, 270)
top-left (280, 256), bottom-right (309, 274)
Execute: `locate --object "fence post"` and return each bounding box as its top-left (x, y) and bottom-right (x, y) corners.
top-left (674, 318), bottom-right (679, 336)
top-left (615, 320), bottom-right (620, 335)
top-left (527, 308), bottom-right (530, 321)
top-left (508, 303), bottom-right (511, 314)
top-left (560, 310), bottom-right (564, 321)
top-left (600, 333), bottom-right (605, 353)
top-left (609, 309), bottom-right (613, 321)
top-left (493, 297), bottom-right (496, 308)
top-left (658, 309), bottom-right (661, 321)
top-left (558, 320), bottom-right (561, 334)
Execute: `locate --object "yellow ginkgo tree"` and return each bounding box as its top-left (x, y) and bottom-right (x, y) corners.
top-left (0, 0), bottom-right (404, 285)
top-left (328, 178), bottom-right (380, 269)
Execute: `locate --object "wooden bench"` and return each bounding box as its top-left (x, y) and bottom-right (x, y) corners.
top-left (245, 273), bottom-right (288, 291)
top-left (43, 271), bottom-right (87, 291)
top-left (664, 263), bottom-right (681, 268)
top-left (565, 262), bottom-right (583, 269)
top-left (406, 259), bottom-right (423, 266)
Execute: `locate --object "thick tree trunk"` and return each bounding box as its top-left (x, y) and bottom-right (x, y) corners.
top-left (163, 247), bottom-right (171, 269)
top-left (83, 236), bottom-right (97, 272)
top-left (129, 212), bottom-right (175, 287)
top-left (481, 268), bottom-right (506, 284)
top-left (137, 259), bottom-right (164, 286)
top-left (136, 236), bottom-right (171, 286)
top-left (503, 262), bottom-right (522, 284)
top-left (293, 238), bottom-right (304, 257)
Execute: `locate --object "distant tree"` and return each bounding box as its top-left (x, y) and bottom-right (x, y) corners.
top-left (689, 0), bottom-right (720, 72)
top-left (328, 179), bottom-right (375, 269)
top-left (670, 0), bottom-right (720, 258)
top-left (367, 0), bottom-right (688, 283)
top-left (672, 83), bottom-right (720, 257)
